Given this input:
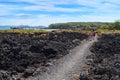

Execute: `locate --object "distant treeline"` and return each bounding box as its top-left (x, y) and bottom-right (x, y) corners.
top-left (48, 21), bottom-right (120, 30)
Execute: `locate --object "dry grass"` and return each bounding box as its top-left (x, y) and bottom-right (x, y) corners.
top-left (0, 29), bottom-right (120, 34)
top-left (0, 29), bottom-right (49, 34)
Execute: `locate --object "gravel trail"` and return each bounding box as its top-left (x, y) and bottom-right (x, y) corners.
top-left (29, 40), bottom-right (96, 80)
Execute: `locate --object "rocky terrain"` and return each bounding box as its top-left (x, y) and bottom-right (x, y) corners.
top-left (1, 31), bottom-right (120, 80)
top-left (84, 34), bottom-right (120, 80)
top-left (0, 31), bottom-right (88, 80)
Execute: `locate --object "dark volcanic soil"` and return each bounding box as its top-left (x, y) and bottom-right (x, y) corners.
top-left (0, 31), bottom-right (88, 80)
top-left (83, 34), bottom-right (120, 80)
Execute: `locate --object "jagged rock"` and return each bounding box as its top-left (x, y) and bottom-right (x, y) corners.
top-left (86, 34), bottom-right (120, 80)
top-left (0, 71), bottom-right (11, 80)
top-left (0, 32), bottom-right (88, 79)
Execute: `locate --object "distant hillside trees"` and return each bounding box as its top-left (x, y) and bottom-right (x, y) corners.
top-left (49, 22), bottom-right (104, 30)
top-left (99, 22), bottom-right (120, 30)
top-left (49, 23), bottom-right (71, 29)
top-left (49, 21), bottom-right (120, 30)
top-left (114, 21), bottom-right (120, 30)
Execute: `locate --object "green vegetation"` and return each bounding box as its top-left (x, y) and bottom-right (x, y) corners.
top-left (49, 22), bottom-right (104, 29)
top-left (0, 21), bottom-right (120, 34)
top-left (49, 21), bottom-right (120, 30)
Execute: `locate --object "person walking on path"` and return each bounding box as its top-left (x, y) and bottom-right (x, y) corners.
top-left (88, 29), bottom-right (96, 41)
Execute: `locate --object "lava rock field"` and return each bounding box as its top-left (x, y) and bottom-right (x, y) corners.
top-left (85, 34), bottom-right (120, 80)
top-left (0, 31), bottom-right (88, 80)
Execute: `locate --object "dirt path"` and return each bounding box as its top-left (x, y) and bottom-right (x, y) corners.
top-left (28, 40), bottom-right (96, 80)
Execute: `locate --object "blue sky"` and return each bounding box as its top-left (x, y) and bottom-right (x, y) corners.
top-left (0, 0), bottom-right (120, 26)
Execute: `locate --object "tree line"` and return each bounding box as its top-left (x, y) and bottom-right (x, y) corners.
top-left (48, 21), bottom-right (120, 30)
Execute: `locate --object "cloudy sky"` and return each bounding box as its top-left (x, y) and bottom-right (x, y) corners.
top-left (0, 0), bottom-right (120, 26)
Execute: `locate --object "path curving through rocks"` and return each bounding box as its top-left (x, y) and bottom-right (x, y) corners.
top-left (29, 40), bottom-right (96, 80)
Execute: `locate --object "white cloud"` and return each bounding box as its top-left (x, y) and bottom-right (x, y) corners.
top-left (0, 0), bottom-right (120, 26)
top-left (8, 0), bottom-right (75, 5)
top-left (105, 0), bottom-right (120, 4)
top-left (0, 0), bottom-right (120, 13)
top-left (0, 14), bottom-right (119, 26)
top-left (23, 5), bottom-right (87, 12)
top-left (77, 0), bottom-right (101, 6)
top-left (0, 1), bottom-right (87, 13)
top-left (15, 13), bottom-right (33, 19)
